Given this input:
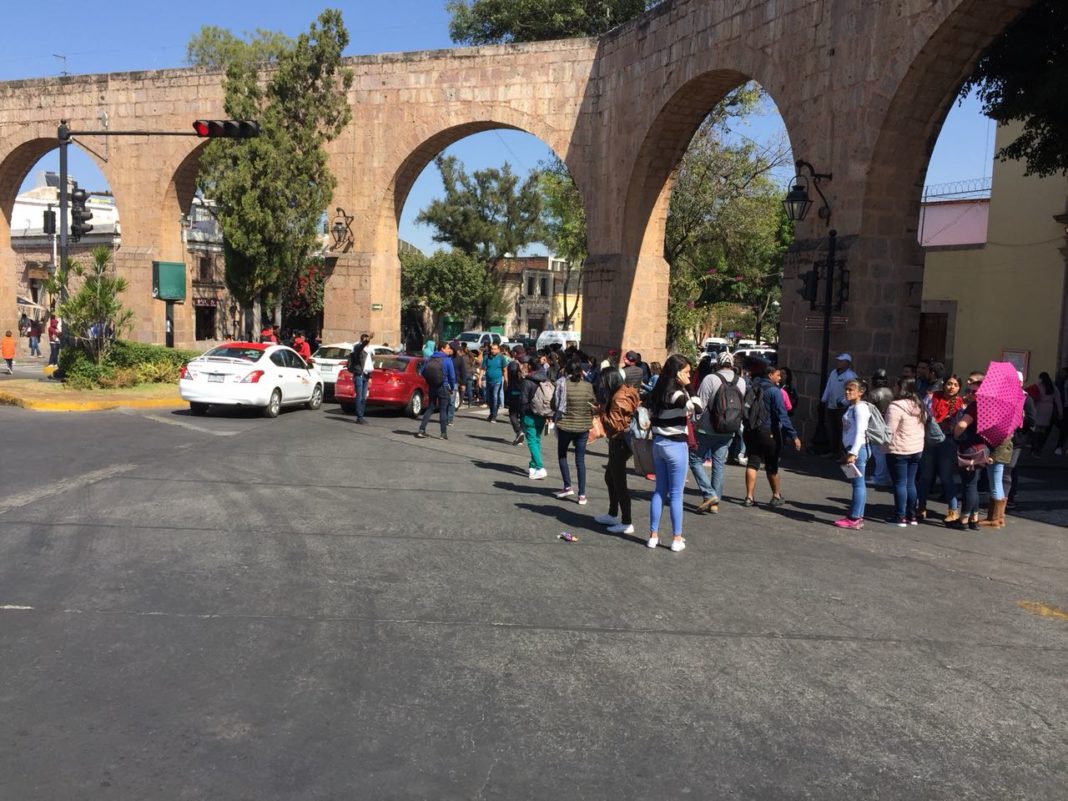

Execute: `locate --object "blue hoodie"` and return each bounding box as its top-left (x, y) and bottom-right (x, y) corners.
top-left (429, 350), bottom-right (456, 391)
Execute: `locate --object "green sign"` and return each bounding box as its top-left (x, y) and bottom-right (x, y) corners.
top-left (152, 261), bottom-right (186, 301)
top-left (371, 303), bottom-right (383, 311)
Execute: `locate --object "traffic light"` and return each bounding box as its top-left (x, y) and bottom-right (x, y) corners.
top-left (797, 268), bottom-right (818, 306)
top-left (192, 120), bottom-right (260, 139)
top-left (43, 208), bottom-right (56, 236)
top-left (70, 185), bottom-right (94, 242)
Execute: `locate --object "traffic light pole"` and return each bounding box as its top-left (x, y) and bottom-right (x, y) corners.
top-left (57, 123), bottom-right (70, 293)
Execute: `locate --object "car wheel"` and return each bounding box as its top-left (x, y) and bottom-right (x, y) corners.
top-left (307, 384), bottom-right (323, 410)
top-left (338, 401), bottom-right (355, 414)
top-left (190, 402), bottom-right (208, 416)
top-left (406, 390), bottom-right (424, 419)
top-left (263, 389), bottom-right (282, 418)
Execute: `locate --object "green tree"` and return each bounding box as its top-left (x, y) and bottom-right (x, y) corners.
top-left (47, 246), bottom-right (135, 365)
top-left (447, 0), bottom-right (655, 44)
top-left (401, 249), bottom-right (494, 336)
top-left (664, 92), bottom-right (792, 349)
top-left (185, 26), bottom-right (293, 71)
top-left (960, 0), bottom-right (1068, 177)
top-left (415, 155), bottom-right (544, 325)
top-left (192, 10), bottom-right (353, 329)
top-left (537, 155), bottom-right (586, 329)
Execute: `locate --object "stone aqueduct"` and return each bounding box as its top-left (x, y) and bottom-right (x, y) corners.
top-left (0, 0), bottom-right (1030, 401)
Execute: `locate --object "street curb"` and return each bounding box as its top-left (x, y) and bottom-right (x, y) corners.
top-left (0, 391), bottom-right (184, 412)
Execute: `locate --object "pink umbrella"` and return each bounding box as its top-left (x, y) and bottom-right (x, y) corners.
top-left (976, 361), bottom-right (1024, 447)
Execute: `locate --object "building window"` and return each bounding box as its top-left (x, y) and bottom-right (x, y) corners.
top-left (194, 306), bottom-right (217, 341)
top-left (527, 276), bottom-right (535, 296)
top-left (198, 256), bottom-right (213, 283)
top-left (540, 276), bottom-right (549, 297)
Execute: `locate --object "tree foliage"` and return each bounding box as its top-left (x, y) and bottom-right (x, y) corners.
top-left (447, 0), bottom-right (655, 45)
top-left (401, 249), bottom-right (496, 334)
top-left (48, 246), bottom-right (135, 365)
top-left (191, 10), bottom-right (353, 314)
top-left (960, 0), bottom-right (1068, 177)
top-left (185, 26), bottom-right (293, 71)
top-left (664, 89), bottom-right (793, 348)
top-left (536, 155), bottom-right (586, 329)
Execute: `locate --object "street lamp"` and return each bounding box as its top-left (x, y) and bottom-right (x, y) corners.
top-left (783, 160), bottom-right (838, 454)
top-left (330, 207), bottom-right (353, 251)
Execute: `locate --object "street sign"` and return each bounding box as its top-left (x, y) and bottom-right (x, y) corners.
top-left (371, 303), bottom-right (383, 311)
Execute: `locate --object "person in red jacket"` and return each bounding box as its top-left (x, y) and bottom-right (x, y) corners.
top-left (292, 332), bottom-right (311, 360)
top-left (2, 329), bottom-right (16, 373)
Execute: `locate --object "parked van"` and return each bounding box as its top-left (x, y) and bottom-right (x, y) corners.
top-left (455, 331), bottom-right (503, 351)
top-left (535, 330), bottom-right (581, 351)
top-left (702, 337), bottom-right (730, 357)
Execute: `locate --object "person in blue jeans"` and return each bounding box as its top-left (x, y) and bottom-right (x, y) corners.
top-left (553, 361), bottom-right (595, 503)
top-left (835, 380), bottom-right (871, 528)
top-left (884, 380), bottom-right (928, 526)
top-left (688, 352), bottom-right (747, 513)
top-left (347, 333), bottom-right (373, 424)
top-left (415, 343), bottom-right (456, 440)
top-left (481, 343), bottom-right (507, 422)
top-left (647, 354), bottom-right (703, 553)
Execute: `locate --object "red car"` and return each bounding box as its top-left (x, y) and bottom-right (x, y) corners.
top-left (335, 354), bottom-right (428, 418)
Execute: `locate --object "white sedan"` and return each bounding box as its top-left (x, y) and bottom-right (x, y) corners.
top-left (179, 342), bottom-right (324, 417)
top-left (310, 342), bottom-right (393, 395)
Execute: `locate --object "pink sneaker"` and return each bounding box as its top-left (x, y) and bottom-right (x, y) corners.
top-left (833, 517), bottom-right (864, 529)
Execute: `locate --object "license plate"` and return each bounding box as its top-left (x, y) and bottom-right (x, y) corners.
top-left (208, 374), bottom-right (225, 383)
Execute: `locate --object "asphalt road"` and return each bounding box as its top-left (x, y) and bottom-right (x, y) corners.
top-left (1, 401), bottom-right (1066, 800)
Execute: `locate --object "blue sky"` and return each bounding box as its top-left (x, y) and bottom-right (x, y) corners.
top-left (6, 2), bottom-right (994, 254)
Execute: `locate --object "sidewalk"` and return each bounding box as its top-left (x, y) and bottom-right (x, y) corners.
top-left (0, 378), bottom-right (183, 412)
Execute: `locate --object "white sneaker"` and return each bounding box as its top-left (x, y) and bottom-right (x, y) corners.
top-left (577, 495), bottom-right (587, 505)
top-left (670, 538), bottom-right (686, 553)
top-left (594, 514), bottom-right (620, 526)
top-left (528, 467), bottom-right (537, 479)
top-left (608, 523), bottom-right (635, 534)
top-left (646, 535), bottom-right (659, 549)
top-left (553, 488), bottom-right (575, 499)
top-left (531, 468), bottom-right (548, 480)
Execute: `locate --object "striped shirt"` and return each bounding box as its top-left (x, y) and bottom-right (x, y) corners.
top-left (652, 389), bottom-right (703, 442)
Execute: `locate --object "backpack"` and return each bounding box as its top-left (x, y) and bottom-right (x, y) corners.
top-left (861, 401), bottom-right (891, 446)
top-left (743, 381), bottom-right (772, 432)
top-left (421, 356), bottom-right (444, 388)
top-left (707, 373), bottom-right (744, 434)
top-left (530, 380), bottom-right (555, 416)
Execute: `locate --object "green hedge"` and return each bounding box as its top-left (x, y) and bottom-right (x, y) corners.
top-left (59, 340), bottom-right (201, 390)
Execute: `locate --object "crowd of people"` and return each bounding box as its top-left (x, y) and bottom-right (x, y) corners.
top-left (368, 339), bottom-right (1063, 551)
top-left (829, 354), bottom-right (1064, 530)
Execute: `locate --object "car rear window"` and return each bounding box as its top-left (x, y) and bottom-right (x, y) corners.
top-left (374, 356), bottom-right (411, 372)
top-left (314, 347), bottom-right (350, 360)
top-left (205, 346), bottom-right (263, 361)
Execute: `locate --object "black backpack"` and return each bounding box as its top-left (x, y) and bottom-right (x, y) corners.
top-left (708, 373), bottom-right (744, 434)
top-left (743, 380), bottom-right (772, 432)
top-left (421, 356), bottom-right (444, 388)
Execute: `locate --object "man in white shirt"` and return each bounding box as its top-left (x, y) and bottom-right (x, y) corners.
top-left (821, 353), bottom-right (858, 457)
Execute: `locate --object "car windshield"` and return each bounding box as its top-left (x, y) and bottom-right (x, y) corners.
top-left (374, 356), bottom-right (411, 372)
top-left (457, 333), bottom-right (481, 344)
top-left (313, 347), bottom-right (350, 360)
top-left (204, 346), bottom-right (263, 362)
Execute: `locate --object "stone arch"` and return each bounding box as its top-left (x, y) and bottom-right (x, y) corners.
top-left (860, 0), bottom-right (1034, 245)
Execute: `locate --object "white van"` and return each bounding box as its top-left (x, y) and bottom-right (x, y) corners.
top-left (536, 330), bottom-right (581, 351)
top-left (702, 337), bottom-right (730, 356)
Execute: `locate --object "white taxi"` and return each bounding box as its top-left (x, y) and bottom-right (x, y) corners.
top-left (179, 342), bottom-right (324, 417)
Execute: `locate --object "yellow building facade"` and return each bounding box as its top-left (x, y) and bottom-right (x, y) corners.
top-left (922, 124), bottom-right (1068, 381)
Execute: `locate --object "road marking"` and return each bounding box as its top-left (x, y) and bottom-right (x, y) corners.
top-left (0, 463), bottom-right (138, 514)
top-left (0, 605), bottom-right (34, 611)
top-left (139, 413), bottom-right (240, 436)
top-left (1019, 600), bottom-right (1068, 621)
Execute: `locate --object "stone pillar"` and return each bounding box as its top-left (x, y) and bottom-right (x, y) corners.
top-left (580, 252), bottom-right (669, 362)
top-left (778, 232), bottom-right (922, 440)
top-left (112, 247), bottom-right (166, 346)
top-left (321, 250), bottom-right (401, 347)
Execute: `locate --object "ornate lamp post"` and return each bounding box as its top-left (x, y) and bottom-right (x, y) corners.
top-left (783, 160), bottom-right (836, 453)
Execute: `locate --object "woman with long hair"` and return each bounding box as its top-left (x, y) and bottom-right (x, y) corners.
top-left (930, 374), bottom-right (965, 523)
top-left (553, 360), bottom-right (596, 504)
top-left (647, 354), bottom-right (703, 552)
top-left (883, 378), bottom-right (928, 526)
top-left (951, 372), bottom-right (986, 530)
top-left (834, 379), bottom-right (870, 529)
top-left (596, 366), bottom-right (641, 534)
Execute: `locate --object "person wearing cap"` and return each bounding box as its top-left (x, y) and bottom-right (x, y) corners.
top-left (820, 353), bottom-right (858, 457)
top-left (688, 350), bottom-right (747, 513)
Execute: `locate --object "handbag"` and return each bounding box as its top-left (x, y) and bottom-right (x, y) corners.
top-left (956, 442), bottom-right (990, 470)
top-left (924, 414), bottom-right (946, 445)
top-left (686, 415), bottom-right (698, 452)
top-left (588, 413), bottom-right (606, 444)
